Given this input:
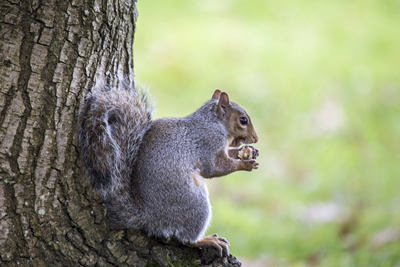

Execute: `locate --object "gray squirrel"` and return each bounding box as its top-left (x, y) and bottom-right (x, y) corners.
top-left (78, 78), bottom-right (259, 257)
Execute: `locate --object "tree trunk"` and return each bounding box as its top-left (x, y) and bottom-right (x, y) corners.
top-left (0, 1), bottom-right (241, 266)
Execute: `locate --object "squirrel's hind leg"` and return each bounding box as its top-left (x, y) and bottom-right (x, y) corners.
top-left (188, 234), bottom-right (230, 257)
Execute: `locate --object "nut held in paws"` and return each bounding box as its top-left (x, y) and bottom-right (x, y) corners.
top-left (238, 146), bottom-right (253, 160)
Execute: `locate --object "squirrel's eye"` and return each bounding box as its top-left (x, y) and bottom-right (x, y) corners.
top-left (239, 117), bottom-right (248, 126)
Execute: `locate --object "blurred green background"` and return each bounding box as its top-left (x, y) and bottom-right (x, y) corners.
top-left (133, 0), bottom-right (400, 266)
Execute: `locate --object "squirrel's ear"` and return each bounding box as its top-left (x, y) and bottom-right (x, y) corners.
top-left (212, 89), bottom-right (222, 100)
top-left (217, 92), bottom-right (230, 117)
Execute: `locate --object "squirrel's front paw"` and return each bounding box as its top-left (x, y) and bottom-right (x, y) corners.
top-left (239, 159), bottom-right (259, 171)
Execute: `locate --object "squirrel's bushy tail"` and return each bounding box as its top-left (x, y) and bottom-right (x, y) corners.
top-left (78, 78), bottom-right (153, 226)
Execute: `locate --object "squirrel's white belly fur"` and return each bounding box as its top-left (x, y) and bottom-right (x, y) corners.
top-left (191, 170), bottom-right (211, 239)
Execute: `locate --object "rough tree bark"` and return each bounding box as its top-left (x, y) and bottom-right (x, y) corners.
top-left (0, 1), bottom-right (242, 266)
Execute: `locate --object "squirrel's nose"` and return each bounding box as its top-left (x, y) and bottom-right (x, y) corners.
top-left (253, 135), bottom-right (258, 144)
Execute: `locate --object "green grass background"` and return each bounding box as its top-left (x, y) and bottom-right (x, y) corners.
top-left (133, 0), bottom-right (400, 266)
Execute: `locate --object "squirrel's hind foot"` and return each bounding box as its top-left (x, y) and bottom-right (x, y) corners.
top-left (189, 234), bottom-right (230, 257)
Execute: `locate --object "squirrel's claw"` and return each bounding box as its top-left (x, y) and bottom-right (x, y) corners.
top-left (253, 161), bottom-right (259, 169)
top-left (217, 237), bottom-right (230, 245)
top-left (211, 233), bottom-right (230, 245)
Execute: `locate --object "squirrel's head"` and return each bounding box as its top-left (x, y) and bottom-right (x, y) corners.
top-left (212, 89), bottom-right (258, 147)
